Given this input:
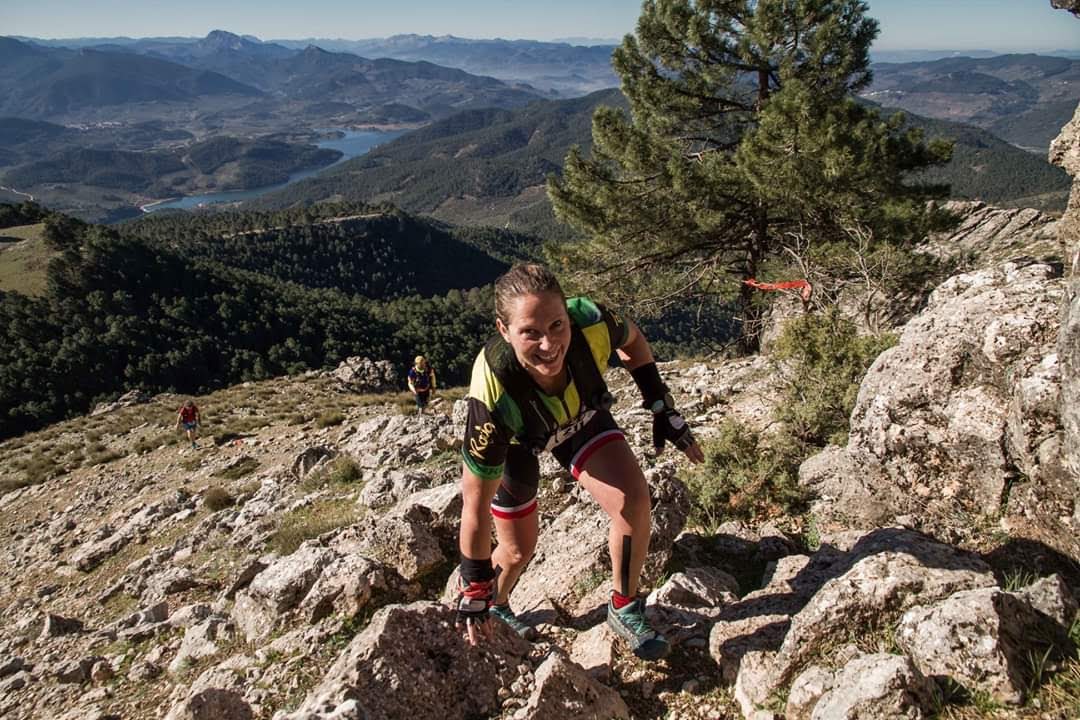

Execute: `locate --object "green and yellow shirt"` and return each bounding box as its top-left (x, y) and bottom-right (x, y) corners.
top-left (461, 297), bottom-right (629, 480)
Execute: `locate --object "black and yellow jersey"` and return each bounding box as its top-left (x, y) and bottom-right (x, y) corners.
top-left (462, 297), bottom-right (629, 480)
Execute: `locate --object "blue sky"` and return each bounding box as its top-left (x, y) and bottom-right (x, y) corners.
top-left (2, 0), bottom-right (1077, 50)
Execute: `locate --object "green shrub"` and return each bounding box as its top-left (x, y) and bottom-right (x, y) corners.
top-left (21, 453), bottom-right (59, 485)
top-left (315, 411), bottom-right (346, 428)
top-left (680, 421), bottom-right (808, 531)
top-left (325, 457), bottom-right (361, 485)
top-left (202, 486), bottom-right (236, 512)
top-left (771, 308), bottom-right (896, 446)
top-left (268, 499), bottom-right (356, 555)
top-left (88, 448), bottom-right (126, 466)
top-left (212, 456), bottom-right (260, 480)
top-left (301, 457), bottom-right (363, 492)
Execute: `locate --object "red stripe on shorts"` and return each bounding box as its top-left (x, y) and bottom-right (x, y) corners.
top-left (570, 430), bottom-right (624, 479)
top-left (491, 499), bottom-right (538, 520)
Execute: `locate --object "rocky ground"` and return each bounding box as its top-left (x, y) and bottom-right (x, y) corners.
top-left (0, 317), bottom-right (1077, 719)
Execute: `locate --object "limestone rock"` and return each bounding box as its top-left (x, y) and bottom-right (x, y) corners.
top-left (897, 586), bottom-right (1071, 704)
top-left (1015, 573), bottom-right (1078, 628)
top-left (328, 356), bottom-right (397, 393)
top-left (290, 446), bottom-right (339, 480)
top-left (164, 688), bottom-right (254, 720)
top-left (393, 483), bottom-right (462, 527)
top-left (0, 656), bottom-right (28, 678)
top-left (168, 603), bottom-right (213, 629)
top-left (142, 566), bottom-right (204, 603)
top-left (298, 555), bottom-right (392, 624)
top-left (71, 497), bottom-right (183, 571)
top-left (800, 260), bottom-right (1076, 557)
top-left (1049, 83), bottom-right (1080, 485)
top-left (222, 556), bottom-right (270, 600)
top-left (727, 530), bottom-right (994, 716)
top-left (344, 413), bottom-right (456, 471)
top-left (0, 669), bottom-right (30, 692)
top-left (39, 612), bottom-right (84, 639)
top-left (569, 623), bottom-right (618, 682)
top-left (809, 654), bottom-right (935, 720)
top-left (232, 542), bottom-right (336, 642)
top-left (168, 616), bottom-right (234, 674)
top-left (91, 388), bottom-right (150, 416)
top-left (331, 505), bottom-right (444, 582)
top-left (647, 567), bottom-right (740, 644)
top-left (518, 652), bottom-right (630, 719)
top-left (52, 655), bottom-right (103, 684)
top-left (279, 602), bottom-right (530, 720)
top-left (357, 467), bottom-right (437, 509)
top-left (786, 665), bottom-right (834, 720)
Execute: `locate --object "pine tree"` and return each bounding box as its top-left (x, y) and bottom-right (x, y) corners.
top-left (548, 0), bottom-right (952, 349)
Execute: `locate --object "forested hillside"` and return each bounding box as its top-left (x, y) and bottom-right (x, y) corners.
top-left (0, 204), bottom-right (510, 439)
top-left (3, 137), bottom-right (341, 198)
top-left (122, 204), bottom-right (512, 297)
top-left (896, 108), bottom-right (1073, 211)
top-left (865, 53), bottom-right (1080, 151)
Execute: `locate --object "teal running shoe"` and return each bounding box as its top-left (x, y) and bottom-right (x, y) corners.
top-left (607, 595), bottom-right (670, 661)
top-left (490, 603), bottom-right (537, 641)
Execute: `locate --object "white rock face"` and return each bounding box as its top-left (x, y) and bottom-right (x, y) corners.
top-left (330, 505), bottom-right (445, 582)
top-left (232, 542), bottom-right (336, 642)
top-left (800, 259), bottom-right (1077, 558)
top-left (328, 356), bottom-right (397, 393)
top-left (723, 529), bottom-right (994, 717)
top-left (277, 602), bottom-right (531, 720)
top-left (809, 653), bottom-right (935, 720)
top-left (1047, 56), bottom-right (1080, 490)
top-left (518, 652), bottom-right (630, 719)
top-left (897, 585), bottom-right (1073, 704)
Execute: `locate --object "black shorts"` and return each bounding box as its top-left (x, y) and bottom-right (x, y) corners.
top-left (490, 409), bottom-right (624, 521)
top-left (415, 390), bottom-right (431, 407)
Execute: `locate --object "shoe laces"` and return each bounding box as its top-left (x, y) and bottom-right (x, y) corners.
top-left (492, 604), bottom-right (525, 627)
top-left (615, 600), bottom-right (653, 636)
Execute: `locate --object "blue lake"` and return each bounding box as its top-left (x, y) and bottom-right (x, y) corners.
top-left (142, 129), bottom-right (405, 212)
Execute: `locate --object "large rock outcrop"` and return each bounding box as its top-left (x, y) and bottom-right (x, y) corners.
top-left (278, 602), bottom-right (531, 720)
top-left (800, 259), bottom-right (1077, 558)
top-left (1048, 5), bottom-right (1080, 484)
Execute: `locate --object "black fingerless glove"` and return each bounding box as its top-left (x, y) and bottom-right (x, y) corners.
top-left (630, 362), bottom-right (695, 453)
top-left (457, 557), bottom-right (495, 625)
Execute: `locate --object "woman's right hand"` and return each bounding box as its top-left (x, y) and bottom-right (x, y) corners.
top-left (455, 577), bottom-right (495, 646)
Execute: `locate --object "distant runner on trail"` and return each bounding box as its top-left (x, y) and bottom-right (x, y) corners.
top-left (454, 263), bottom-right (704, 661)
top-left (175, 400), bottom-right (201, 449)
top-left (408, 355), bottom-right (437, 415)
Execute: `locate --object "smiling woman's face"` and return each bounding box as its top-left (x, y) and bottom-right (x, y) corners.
top-left (497, 290), bottom-right (571, 384)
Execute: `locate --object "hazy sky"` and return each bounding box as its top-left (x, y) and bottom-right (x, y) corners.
top-left (3, 0), bottom-right (1078, 50)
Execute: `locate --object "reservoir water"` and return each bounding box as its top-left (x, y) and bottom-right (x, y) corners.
top-left (142, 129), bottom-right (405, 212)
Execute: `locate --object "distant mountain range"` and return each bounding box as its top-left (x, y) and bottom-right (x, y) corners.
top-left (0, 37), bottom-right (260, 118)
top-left (863, 54), bottom-right (1080, 151)
top-left (13, 32), bottom-right (620, 96)
top-left (0, 31), bottom-right (1075, 227)
top-left (0, 34), bottom-right (546, 124)
top-left (270, 35), bottom-right (619, 96)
